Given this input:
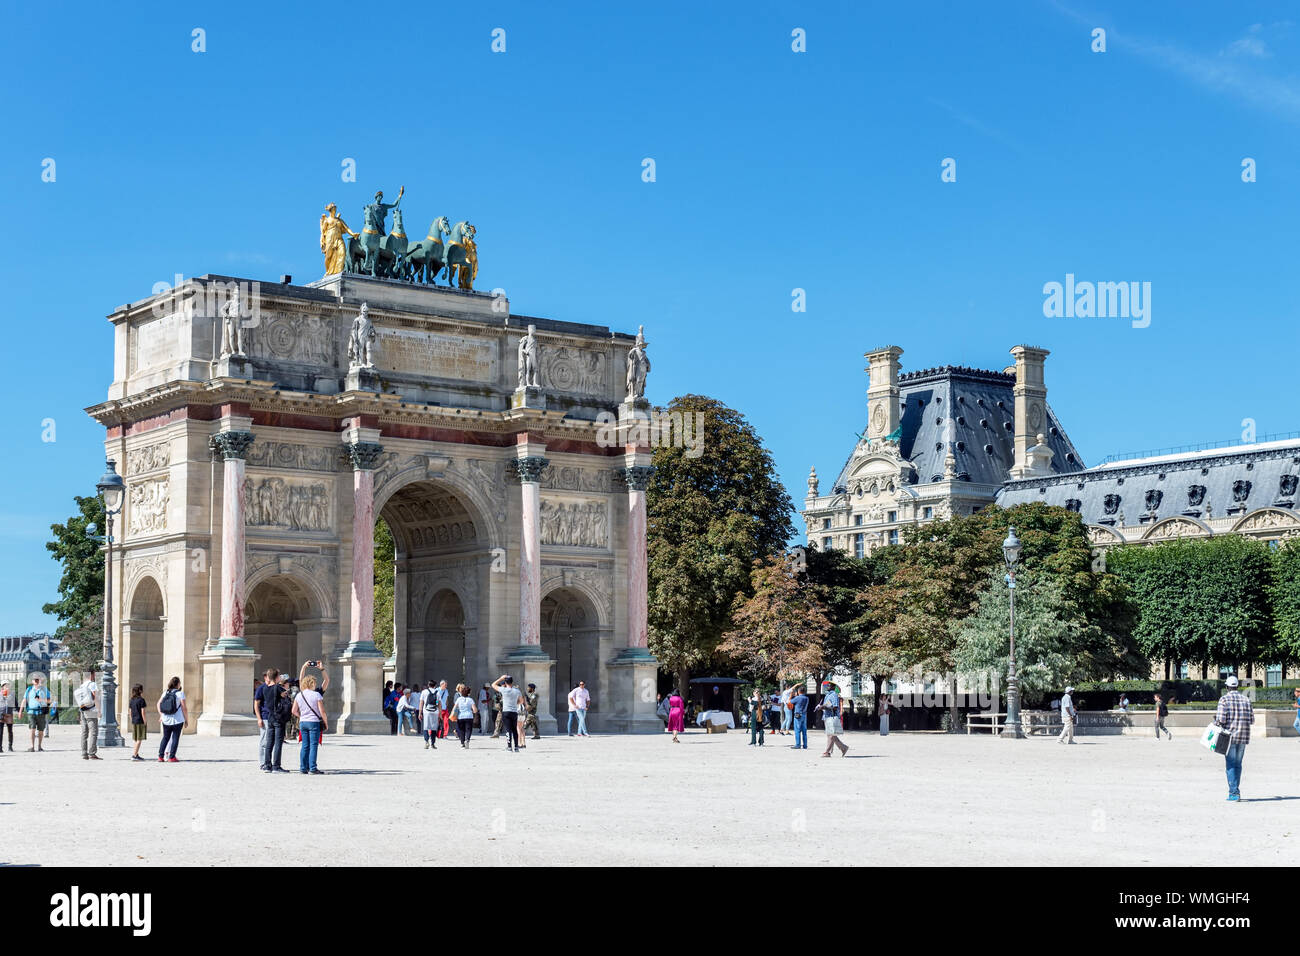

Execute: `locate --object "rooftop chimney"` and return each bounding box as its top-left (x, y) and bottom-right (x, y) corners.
top-left (864, 345), bottom-right (903, 443)
top-left (1008, 345), bottom-right (1049, 479)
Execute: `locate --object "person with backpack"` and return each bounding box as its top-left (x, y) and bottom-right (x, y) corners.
top-left (292, 674), bottom-right (327, 774)
top-left (24, 675), bottom-right (51, 752)
top-left (157, 676), bottom-right (187, 762)
top-left (255, 668), bottom-right (278, 771)
top-left (262, 673), bottom-right (290, 772)
top-left (747, 688), bottom-right (765, 746)
top-left (419, 681), bottom-right (441, 750)
top-left (1214, 676), bottom-right (1254, 802)
top-left (76, 669), bottom-right (102, 761)
top-left (452, 683), bottom-right (478, 748)
top-left (128, 684), bottom-right (148, 760)
top-left (1154, 692), bottom-right (1171, 740)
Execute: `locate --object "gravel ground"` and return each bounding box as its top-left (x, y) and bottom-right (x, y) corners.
top-left (3, 726), bottom-right (1296, 866)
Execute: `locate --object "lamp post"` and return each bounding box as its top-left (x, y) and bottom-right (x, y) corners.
top-left (1000, 526), bottom-right (1024, 738)
top-left (96, 459), bottom-right (126, 747)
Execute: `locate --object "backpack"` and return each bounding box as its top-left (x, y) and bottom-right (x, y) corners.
top-left (74, 684), bottom-right (93, 708)
top-left (160, 689), bottom-right (180, 715)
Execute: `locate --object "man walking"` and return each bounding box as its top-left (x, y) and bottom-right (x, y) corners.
top-left (437, 680), bottom-right (451, 739)
top-left (24, 675), bottom-right (51, 752)
top-left (791, 685), bottom-right (809, 749)
top-left (568, 680), bottom-right (591, 737)
top-left (820, 681), bottom-right (849, 757)
top-left (1215, 676), bottom-right (1254, 802)
top-left (255, 668), bottom-right (277, 770)
top-left (479, 683), bottom-right (493, 735)
top-left (1057, 686), bottom-right (1077, 744)
top-left (76, 669), bottom-right (101, 761)
top-left (263, 673), bottom-right (290, 772)
top-left (524, 683), bottom-right (542, 740)
top-left (492, 675), bottom-right (523, 752)
top-left (1154, 692), bottom-right (1171, 740)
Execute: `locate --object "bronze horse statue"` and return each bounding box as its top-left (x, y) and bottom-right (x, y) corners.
top-left (445, 220), bottom-right (477, 290)
top-left (402, 215), bottom-right (450, 284)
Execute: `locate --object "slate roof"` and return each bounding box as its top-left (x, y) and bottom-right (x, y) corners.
top-left (832, 366), bottom-right (1085, 490)
top-left (0, 634), bottom-right (64, 663)
top-left (996, 437), bottom-right (1300, 526)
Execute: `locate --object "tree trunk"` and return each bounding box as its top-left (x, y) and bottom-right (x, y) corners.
top-left (675, 666), bottom-right (689, 698)
top-left (1164, 658), bottom-right (1170, 680)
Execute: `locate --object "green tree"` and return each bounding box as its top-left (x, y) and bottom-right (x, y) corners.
top-left (1270, 538), bottom-right (1300, 672)
top-left (1108, 536), bottom-right (1273, 673)
top-left (43, 495), bottom-right (107, 669)
top-left (647, 395), bottom-right (794, 690)
top-left (717, 555), bottom-right (832, 683)
top-left (952, 570), bottom-right (1099, 702)
top-left (373, 517), bottom-right (395, 659)
top-left (802, 544), bottom-right (884, 679)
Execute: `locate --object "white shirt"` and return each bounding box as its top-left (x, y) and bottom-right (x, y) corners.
top-left (420, 688), bottom-right (439, 712)
top-left (78, 680), bottom-right (100, 717)
top-left (396, 693), bottom-right (414, 712)
top-left (160, 690), bottom-right (186, 726)
top-left (569, 686), bottom-right (590, 711)
top-left (1060, 693), bottom-right (1074, 716)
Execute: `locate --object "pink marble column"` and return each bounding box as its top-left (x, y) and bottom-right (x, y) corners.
top-left (622, 466), bottom-right (653, 649)
top-left (211, 431), bottom-right (254, 649)
top-left (346, 442), bottom-right (385, 650)
top-left (514, 456), bottom-right (548, 646)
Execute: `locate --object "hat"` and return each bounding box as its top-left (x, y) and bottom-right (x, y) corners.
top-left (1226, 676), bottom-right (1239, 688)
top-left (527, 683), bottom-right (536, 690)
top-left (822, 681), bottom-right (833, 688)
top-left (278, 674), bottom-right (291, 682)
top-left (1064, 686), bottom-right (1074, 693)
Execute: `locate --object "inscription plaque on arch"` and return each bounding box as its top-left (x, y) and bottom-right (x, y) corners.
top-left (374, 328), bottom-right (498, 382)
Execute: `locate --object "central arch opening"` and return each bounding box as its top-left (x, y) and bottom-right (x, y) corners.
top-left (380, 478), bottom-right (491, 689)
top-left (541, 587), bottom-right (601, 723)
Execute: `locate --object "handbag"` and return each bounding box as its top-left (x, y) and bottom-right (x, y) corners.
top-left (1201, 723), bottom-right (1231, 755)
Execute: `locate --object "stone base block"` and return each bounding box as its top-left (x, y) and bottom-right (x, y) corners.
top-left (345, 366), bottom-right (381, 392)
top-left (216, 355), bottom-right (253, 379)
top-left (511, 386), bottom-right (546, 410)
top-left (333, 644), bottom-right (389, 734)
top-left (603, 647), bottom-right (662, 734)
top-left (196, 646), bottom-right (260, 736)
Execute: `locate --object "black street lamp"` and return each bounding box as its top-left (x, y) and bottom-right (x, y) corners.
top-left (95, 459), bottom-right (126, 747)
top-left (1000, 526), bottom-right (1024, 738)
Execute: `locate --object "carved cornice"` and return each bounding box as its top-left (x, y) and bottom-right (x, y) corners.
top-left (209, 430), bottom-right (255, 460)
top-left (345, 441), bottom-right (386, 471)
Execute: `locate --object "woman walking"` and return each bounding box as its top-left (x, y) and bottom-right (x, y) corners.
top-left (452, 684), bottom-right (478, 748)
top-left (666, 688), bottom-right (685, 743)
top-left (1292, 687), bottom-right (1299, 738)
top-left (419, 682), bottom-right (440, 750)
top-left (157, 676), bottom-right (187, 762)
top-left (292, 675), bottom-right (327, 774)
top-left (0, 681), bottom-right (15, 751)
top-left (128, 684), bottom-right (147, 760)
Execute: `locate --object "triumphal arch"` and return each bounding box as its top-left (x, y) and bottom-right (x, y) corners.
top-left (87, 200), bottom-right (659, 735)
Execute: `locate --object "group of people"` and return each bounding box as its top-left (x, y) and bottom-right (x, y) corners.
top-left (0, 670), bottom-right (190, 763)
top-left (383, 674), bottom-right (565, 752)
top-left (742, 682), bottom-right (850, 756)
top-left (255, 662), bottom-right (330, 774)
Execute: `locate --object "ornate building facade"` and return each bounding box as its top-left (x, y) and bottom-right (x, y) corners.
top-left (86, 273), bottom-right (660, 736)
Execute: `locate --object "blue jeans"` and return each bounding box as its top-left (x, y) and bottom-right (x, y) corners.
top-left (781, 708), bottom-right (792, 732)
top-left (793, 713), bottom-right (808, 748)
top-left (299, 723), bottom-right (321, 772)
top-left (1224, 740), bottom-right (1246, 797)
top-left (399, 711), bottom-right (416, 734)
top-left (575, 709), bottom-right (589, 735)
top-left (1293, 712), bottom-right (1299, 735)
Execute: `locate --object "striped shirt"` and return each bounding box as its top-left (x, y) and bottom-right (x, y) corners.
top-left (1214, 691), bottom-right (1253, 746)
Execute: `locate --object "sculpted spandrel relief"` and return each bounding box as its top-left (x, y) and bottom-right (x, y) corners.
top-left (245, 441), bottom-right (338, 472)
top-left (128, 479), bottom-right (169, 535)
top-left (248, 312), bottom-right (333, 366)
top-left (540, 498), bottom-right (609, 549)
top-left (244, 477), bottom-right (332, 532)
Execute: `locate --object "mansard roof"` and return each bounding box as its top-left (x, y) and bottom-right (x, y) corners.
top-left (997, 437), bottom-right (1300, 527)
top-left (831, 365), bottom-right (1084, 491)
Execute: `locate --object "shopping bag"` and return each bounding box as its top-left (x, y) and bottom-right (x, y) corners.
top-left (1201, 723), bottom-right (1231, 754)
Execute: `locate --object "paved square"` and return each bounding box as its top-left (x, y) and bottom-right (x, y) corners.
top-left (5, 728), bottom-right (1295, 866)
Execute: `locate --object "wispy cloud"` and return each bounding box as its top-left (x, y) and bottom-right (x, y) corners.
top-left (1049, 2), bottom-right (1300, 120)
top-left (927, 98), bottom-right (1026, 152)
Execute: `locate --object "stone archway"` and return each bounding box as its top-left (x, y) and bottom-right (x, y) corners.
top-left (380, 478), bottom-right (493, 689)
top-left (540, 587), bottom-right (604, 727)
top-left (244, 574), bottom-right (333, 712)
top-left (124, 576), bottom-right (165, 731)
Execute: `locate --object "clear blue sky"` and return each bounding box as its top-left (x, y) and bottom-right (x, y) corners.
top-left (3, 1), bottom-right (1298, 633)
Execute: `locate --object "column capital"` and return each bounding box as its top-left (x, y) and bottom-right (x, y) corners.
top-left (509, 455), bottom-right (549, 484)
top-left (620, 465), bottom-right (655, 491)
top-left (209, 430), bottom-right (255, 460)
top-left (345, 440), bottom-right (385, 471)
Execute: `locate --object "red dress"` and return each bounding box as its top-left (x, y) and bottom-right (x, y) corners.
top-left (667, 695), bottom-right (686, 733)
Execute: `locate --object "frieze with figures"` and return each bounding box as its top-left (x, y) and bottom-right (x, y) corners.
top-left (540, 498), bottom-right (610, 549)
top-left (244, 477), bottom-right (332, 532)
top-left (541, 464), bottom-right (611, 493)
top-left (248, 313), bottom-right (334, 366)
top-left (542, 346), bottom-right (607, 395)
top-left (246, 441), bottom-right (340, 473)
